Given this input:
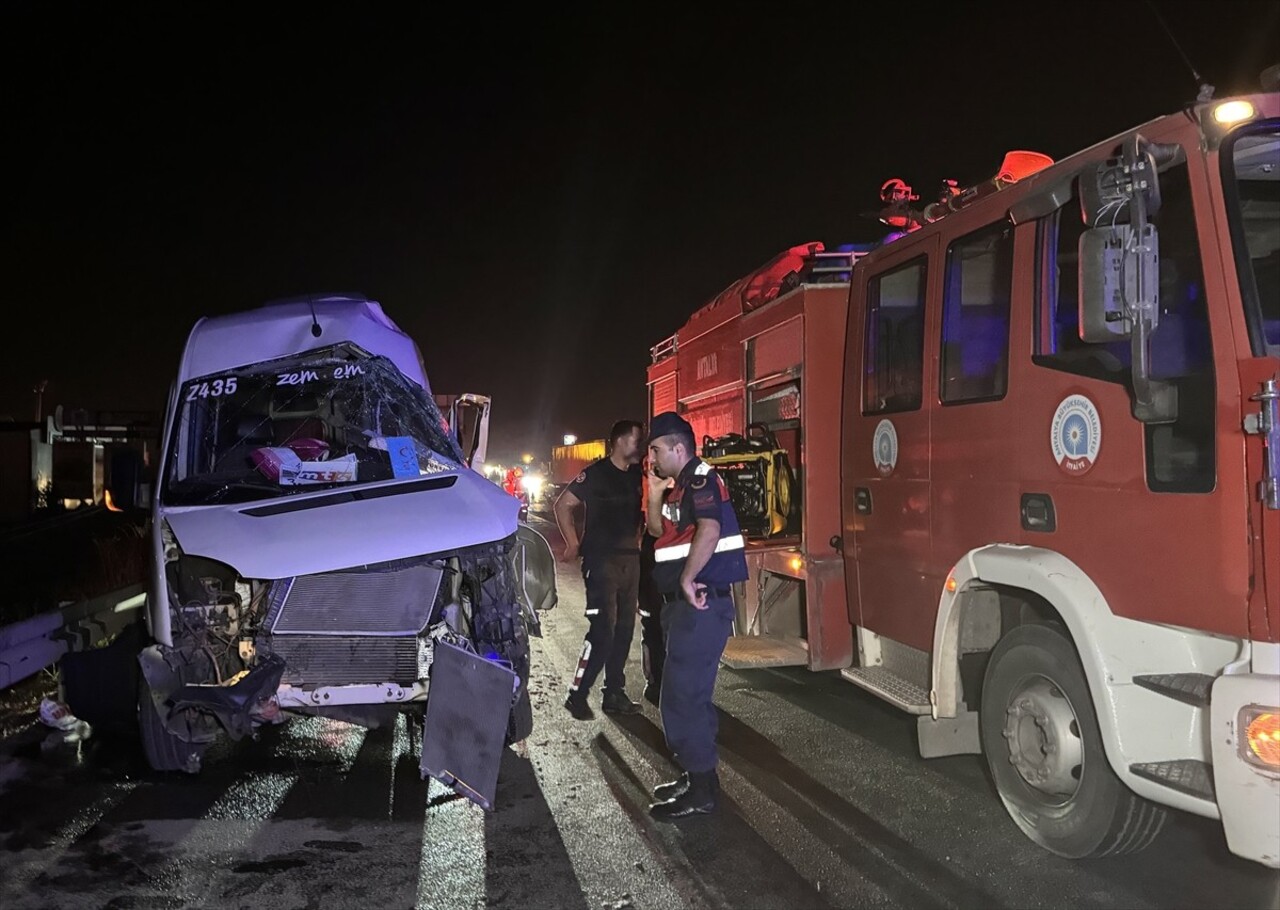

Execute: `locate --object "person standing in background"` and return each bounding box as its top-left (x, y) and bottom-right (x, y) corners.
top-left (555, 420), bottom-right (646, 719)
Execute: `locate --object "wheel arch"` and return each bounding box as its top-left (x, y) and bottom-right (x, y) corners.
top-left (930, 543), bottom-right (1244, 817)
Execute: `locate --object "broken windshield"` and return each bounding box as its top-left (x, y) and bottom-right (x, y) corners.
top-left (163, 343), bottom-right (465, 505)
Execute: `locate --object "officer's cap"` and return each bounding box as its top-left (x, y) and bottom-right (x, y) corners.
top-left (648, 411), bottom-right (694, 444)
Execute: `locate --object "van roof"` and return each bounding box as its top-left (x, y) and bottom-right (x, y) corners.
top-left (176, 295), bottom-right (430, 389)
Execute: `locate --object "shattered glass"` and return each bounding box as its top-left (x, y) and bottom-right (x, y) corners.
top-left (164, 343), bottom-right (466, 505)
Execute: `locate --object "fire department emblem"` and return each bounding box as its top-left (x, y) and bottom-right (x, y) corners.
top-left (873, 419), bottom-right (898, 476)
top-left (1051, 395), bottom-right (1102, 475)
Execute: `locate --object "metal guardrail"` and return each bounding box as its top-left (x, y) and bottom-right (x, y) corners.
top-left (0, 584), bottom-right (146, 689)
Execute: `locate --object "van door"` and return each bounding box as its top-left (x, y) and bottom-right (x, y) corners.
top-left (843, 238), bottom-right (939, 652)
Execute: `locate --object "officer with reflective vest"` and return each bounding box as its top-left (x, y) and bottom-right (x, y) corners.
top-left (644, 411), bottom-right (747, 819)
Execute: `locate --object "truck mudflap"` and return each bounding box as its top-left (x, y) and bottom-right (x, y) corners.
top-left (420, 638), bottom-right (519, 810)
top-left (139, 644), bottom-right (286, 742)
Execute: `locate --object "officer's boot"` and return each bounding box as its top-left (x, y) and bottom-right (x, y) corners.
top-left (601, 688), bottom-right (641, 715)
top-left (649, 770), bottom-right (718, 819)
top-left (563, 690), bottom-right (594, 720)
top-left (650, 771), bottom-right (689, 801)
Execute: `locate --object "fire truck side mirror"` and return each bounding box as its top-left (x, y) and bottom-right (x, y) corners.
top-left (1079, 226), bottom-right (1142, 343)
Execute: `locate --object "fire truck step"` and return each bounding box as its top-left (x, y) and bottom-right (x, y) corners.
top-left (1129, 759), bottom-right (1216, 802)
top-left (840, 666), bottom-right (931, 714)
top-left (721, 635), bottom-right (809, 669)
top-left (1132, 673), bottom-right (1214, 707)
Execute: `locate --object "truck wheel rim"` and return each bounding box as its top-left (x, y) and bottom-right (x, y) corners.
top-left (1002, 675), bottom-right (1084, 804)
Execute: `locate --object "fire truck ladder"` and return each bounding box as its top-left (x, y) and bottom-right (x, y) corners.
top-left (650, 333), bottom-right (677, 364)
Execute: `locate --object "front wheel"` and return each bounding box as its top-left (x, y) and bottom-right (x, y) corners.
top-left (138, 673), bottom-right (208, 774)
top-left (980, 623), bottom-right (1167, 858)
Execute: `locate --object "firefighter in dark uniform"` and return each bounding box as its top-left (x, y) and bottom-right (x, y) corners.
top-left (644, 412), bottom-right (747, 819)
top-left (555, 420), bottom-right (646, 719)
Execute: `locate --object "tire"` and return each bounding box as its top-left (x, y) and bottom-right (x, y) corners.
top-left (138, 667), bottom-right (209, 774)
top-left (60, 620), bottom-right (145, 733)
top-left (470, 587), bottom-right (533, 745)
top-left (980, 622), bottom-right (1167, 858)
top-left (500, 614), bottom-right (533, 744)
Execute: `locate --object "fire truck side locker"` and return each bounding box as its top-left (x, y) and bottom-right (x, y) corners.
top-left (646, 247), bottom-right (863, 673)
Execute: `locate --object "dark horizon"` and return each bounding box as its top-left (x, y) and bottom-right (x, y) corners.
top-left (4, 3), bottom-right (1278, 464)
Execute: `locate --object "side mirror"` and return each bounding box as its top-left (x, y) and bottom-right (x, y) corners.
top-left (511, 523), bottom-right (558, 637)
top-left (446, 393), bottom-right (490, 468)
top-left (1078, 223), bottom-right (1160, 342)
top-left (1077, 134), bottom-right (1180, 425)
top-left (1080, 135), bottom-right (1177, 226)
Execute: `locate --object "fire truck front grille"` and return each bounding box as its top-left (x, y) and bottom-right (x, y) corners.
top-left (271, 635), bottom-right (420, 685)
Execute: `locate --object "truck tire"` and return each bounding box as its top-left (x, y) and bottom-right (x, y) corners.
top-left (138, 673), bottom-right (208, 774)
top-left (980, 622), bottom-right (1167, 858)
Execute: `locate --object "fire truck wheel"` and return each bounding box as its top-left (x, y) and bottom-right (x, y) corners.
top-left (980, 622), bottom-right (1168, 858)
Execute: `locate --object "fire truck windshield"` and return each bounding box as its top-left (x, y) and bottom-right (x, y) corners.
top-left (163, 344), bottom-right (464, 506)
top-left (1227, 124), bottom-right (1280, 357)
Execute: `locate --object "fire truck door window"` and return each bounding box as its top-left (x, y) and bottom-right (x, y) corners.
top-left (863, 257), bottom-right (927, 414)
top-left (1142, 163), bottom-right (1215, 494)
top-left (1034, 164), bottom-right (1215, 493)
top-left (1033, 207), bottom-right (1131, 383)
top-left (1225, 125), bottom-right (1280, 356)
top-left (940, 222), bottom-right (1013, 404)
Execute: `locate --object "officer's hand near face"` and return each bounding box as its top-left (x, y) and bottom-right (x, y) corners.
top-left (646, 460), bottom-right (674, 505)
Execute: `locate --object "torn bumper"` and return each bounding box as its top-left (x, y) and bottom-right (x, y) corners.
top-left (139, 644), bottom-right (286, 741)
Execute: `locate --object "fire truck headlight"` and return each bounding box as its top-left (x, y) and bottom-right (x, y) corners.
top-left (1212, 100), bottom-right (1256, 126)
top-left (1241, 707), bottom-right (1280, 769)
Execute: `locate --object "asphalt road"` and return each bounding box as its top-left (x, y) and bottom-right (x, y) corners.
top-left (1, 515), bottom-right (1277, 909)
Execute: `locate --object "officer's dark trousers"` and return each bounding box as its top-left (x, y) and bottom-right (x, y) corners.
top-left (659, 594), bottom-right (733, 774)
top-left (570, 554), bottom-right (639, 695)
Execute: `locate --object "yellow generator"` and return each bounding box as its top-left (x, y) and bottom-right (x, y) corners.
top-left (701, 424), bottom-right (797, 539)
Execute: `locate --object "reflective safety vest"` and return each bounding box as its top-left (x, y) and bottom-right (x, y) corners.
top-left (652, 459), bottom-right (748, 594)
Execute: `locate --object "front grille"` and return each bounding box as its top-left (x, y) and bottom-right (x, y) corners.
top-left (266, 562), bottom-right (444, 635)
top-left (272, 635), bottom-right (420, 685)
top-left (262, 560), bottom-right (444, 685)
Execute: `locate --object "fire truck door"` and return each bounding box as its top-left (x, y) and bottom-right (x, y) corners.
top-left (845, 244), bottom-right (938, 652)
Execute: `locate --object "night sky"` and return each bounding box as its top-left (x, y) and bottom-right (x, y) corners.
top-left (4, 3), bottom-right (1277, 463)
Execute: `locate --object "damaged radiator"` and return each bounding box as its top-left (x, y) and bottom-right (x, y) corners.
top-left (263, 561), bottom-right (444, 685)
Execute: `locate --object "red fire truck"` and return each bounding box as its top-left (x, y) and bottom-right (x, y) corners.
top-left (647, 86), bottom-right (1280, 867)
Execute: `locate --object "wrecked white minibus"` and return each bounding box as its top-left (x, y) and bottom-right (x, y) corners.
top-left (139, 294), bottom-right (555, 808)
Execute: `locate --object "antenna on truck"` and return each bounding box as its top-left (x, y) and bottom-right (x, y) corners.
top-left (1146, 0), bottom-right (1215, 102)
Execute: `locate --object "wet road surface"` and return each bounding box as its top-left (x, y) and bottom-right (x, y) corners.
top-left (2, 516), bottom-right (1277, 909)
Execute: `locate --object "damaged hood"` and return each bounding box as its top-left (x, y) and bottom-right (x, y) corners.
top-left (162, 469), bottom-right (520, 579)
